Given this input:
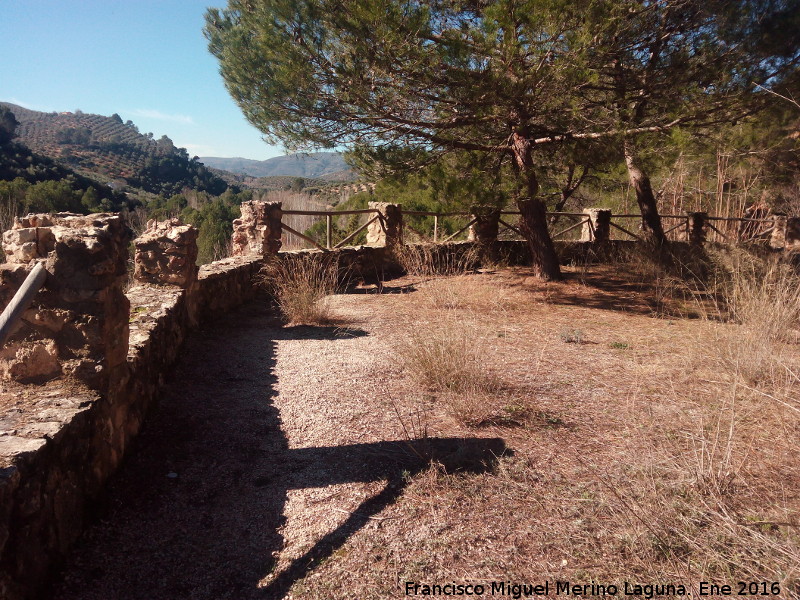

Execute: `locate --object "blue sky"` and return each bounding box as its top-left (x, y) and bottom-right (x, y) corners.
top-left (0, 0), bottom-right (284, 160)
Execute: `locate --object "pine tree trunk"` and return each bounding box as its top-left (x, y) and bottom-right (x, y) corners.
top-left (518, 198), bottom-right (562, 279)
top-left (512, 132), bottom-right (562, 280)
top-left (624, 140), bottom-right (667, 246)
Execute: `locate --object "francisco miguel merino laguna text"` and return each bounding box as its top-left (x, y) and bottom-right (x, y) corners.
top-left (405, 580), bottom-right (690, 598)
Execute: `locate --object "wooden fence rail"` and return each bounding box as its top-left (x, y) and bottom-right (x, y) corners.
top-left (281, 205), bottom-right (789, 251)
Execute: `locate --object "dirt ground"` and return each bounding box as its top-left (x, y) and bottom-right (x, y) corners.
top-left (49, 266), bottom-right (800, 599)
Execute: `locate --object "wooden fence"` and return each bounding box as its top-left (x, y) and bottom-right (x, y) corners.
top-left (279, 206), bottom-right (789, 251)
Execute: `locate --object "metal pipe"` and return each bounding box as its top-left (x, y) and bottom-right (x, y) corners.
top-left (0, 262), bottom-right (48, 348)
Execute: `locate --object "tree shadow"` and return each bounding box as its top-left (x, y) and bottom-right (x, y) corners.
top-left (344, 281), bottom-right (419, 295)
top-left (504, 268), bottom-right (675, 316)
top-left (50, 301), bottom-right (509, 600)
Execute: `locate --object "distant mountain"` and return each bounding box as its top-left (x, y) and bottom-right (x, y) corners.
top-left (200, 152), bottom-right (353, 179)
top-left (1, 102), bottom-right (229, 197)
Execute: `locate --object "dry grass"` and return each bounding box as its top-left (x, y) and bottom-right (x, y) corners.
top-left (394, 242), bottom-right (481, 278)
top-left (53, 247), bottom-right (800, 600)
top-left (701, 253), bottom-right (800, 385)
top-left (317, 256), bottom-right (799, 599)
top-left (260, 253), bottom-right (339, 325)
top-left (395, 315), bottom-right (505, 426)
top-left (396, 319), bottom-right (490, 393)
top-left (394, 273), bottom-right (530, 426)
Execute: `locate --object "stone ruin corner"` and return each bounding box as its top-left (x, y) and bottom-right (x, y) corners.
top-left (231, 200), bottom-right (282, 257)
top-left (0, 212), bottom-right (132, 390)
top-left (133, 218), bottom-right (199, 288)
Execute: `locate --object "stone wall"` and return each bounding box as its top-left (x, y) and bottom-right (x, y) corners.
top-left (0, 216), bottom-right (264, 600)
top-left (0, 213), bottom-right (131, 392)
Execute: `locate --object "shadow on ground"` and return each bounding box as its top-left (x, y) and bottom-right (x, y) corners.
top-left (279, 324), bottom-right (370, 340)
top-left (50, 302), bottom-right (508, 600)
top-left (504, 268), bottom-right (673, 316)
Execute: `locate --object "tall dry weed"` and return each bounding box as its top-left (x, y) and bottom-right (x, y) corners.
top-left (397, 317), bottom-right (493, 393)
top-left (396, 314), bottom-right (503, 425)
top-left (260, 253), bottom-right (339, 325)
top-left (395, 243), bottom-right (480, 278)
top-left (703, 251), bottom-right (800, 384)
top-left (612, 245), bottom-right (700, 317)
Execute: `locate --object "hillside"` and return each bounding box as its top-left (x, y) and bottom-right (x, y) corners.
top-left (1, 103), bottom-right (228, 197)
top-left (208, 170), bottom-right (332, 192)
top-left (200, 152), bottom-right (353, 179)
top-left (0, 139), bottom-right (129, 215)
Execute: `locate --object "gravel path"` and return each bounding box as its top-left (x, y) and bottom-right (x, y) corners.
top-left (50, 295), bottom-right (420, 600)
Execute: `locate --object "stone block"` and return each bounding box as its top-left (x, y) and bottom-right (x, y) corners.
top-left (366, 202), bottom-right (402, 247)
top-left (770, 214), bottom-right (788, 249)
top-left (786, 216), bottom-right (800, 251)
top-left (231, 201), bottom-right (282, 256)
top-left (2, 228), bottom-right (55, 264)
top-left (0, 213), bottom-right (132, 391)
top-left (0, 341), bottom-right (61, 384)
top-left (580, 208), bottom-right (611, 243)
top-left (468, 208), bottom-right (501, 245)
top-left (686, 212), bottom-right (707, 246)
top-left (134, 219), bottom-right (199, 287)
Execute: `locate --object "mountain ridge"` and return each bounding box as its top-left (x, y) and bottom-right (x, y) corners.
top-left (199, 152), bottom-right (353, 179)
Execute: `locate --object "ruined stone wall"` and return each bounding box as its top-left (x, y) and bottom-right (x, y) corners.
top-left (0, 213), bottom-right (131, 391)
top-left (0, 216), bottom-right (264, 600)
top-left (231, 201), bottom-right (282, 256)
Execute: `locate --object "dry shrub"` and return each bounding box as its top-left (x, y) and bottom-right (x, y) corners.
top-left (623, 394), bottom-right (799, 588)
top-left (440, 388), bottom-right (509, 426)
top-left (396, 316), bottom-right (502, 425)
top-left (703, 251), bottom-right (800, 384)
top-left (418, 278), bottom-right (474, 311)
top-left (395, 243), bottom-right (480, 278)
top-left (396, 276), bottom-right (525, 425)
top-left (417, 273), bottom-right (518, 315)
top-left (260, 253), bottom-right (339, 325)
top-left (661, 255), bottom-right (800, 587)
top-left (397, 318), bottom-right (492, 392)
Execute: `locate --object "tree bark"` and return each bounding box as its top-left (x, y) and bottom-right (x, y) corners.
top-left (623, 139), bottom-right (667, 246)
top-left (512, 132), bottom-right (562, 280)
